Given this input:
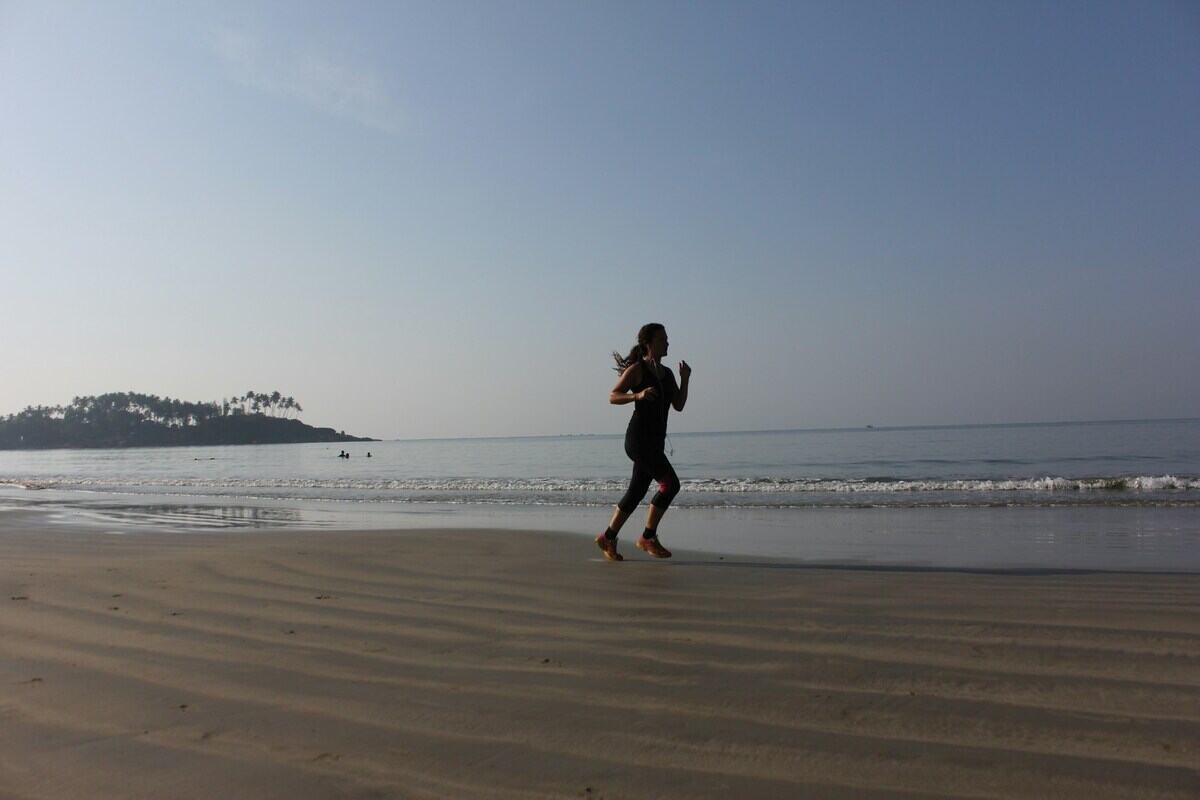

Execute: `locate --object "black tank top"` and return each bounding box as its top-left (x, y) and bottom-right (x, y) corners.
top-left (626, 359), bottom-right (676, 445)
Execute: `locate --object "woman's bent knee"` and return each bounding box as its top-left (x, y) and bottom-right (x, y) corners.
top-left (650, 477), bottom-right (680, 510)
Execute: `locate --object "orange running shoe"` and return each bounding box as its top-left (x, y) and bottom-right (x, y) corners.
top-left (636, 536), bottom-right (672, 558)
top-left (595, 534), bottom-right (623, 561)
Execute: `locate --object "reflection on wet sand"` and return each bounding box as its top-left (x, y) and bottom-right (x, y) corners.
top-left (46, 502), bottom-right (311, 531)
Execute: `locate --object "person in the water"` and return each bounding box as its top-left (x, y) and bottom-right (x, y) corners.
top-left (596, 323), bottom-right (690, 561)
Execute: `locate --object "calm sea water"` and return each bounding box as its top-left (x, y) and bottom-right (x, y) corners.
top-left (2, 419), bottom-right (1197, 507)
top-left (1, 419), bottom-right (1197, 569)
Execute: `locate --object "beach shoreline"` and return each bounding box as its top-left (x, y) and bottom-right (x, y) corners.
top-left (4, 486), bottom-right (1198, 572)
top-left (1, 523), bottom-right (1197, 798)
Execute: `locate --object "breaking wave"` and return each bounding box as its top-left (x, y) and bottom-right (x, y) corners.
top-left (2, 474), bottom-right (1199, 493)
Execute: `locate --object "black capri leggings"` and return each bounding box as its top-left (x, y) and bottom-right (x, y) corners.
top-left (618, 440), bottom-right (682, 514)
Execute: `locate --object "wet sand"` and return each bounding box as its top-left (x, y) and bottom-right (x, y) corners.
top-left (0, 525), bottom-right (1197, 799)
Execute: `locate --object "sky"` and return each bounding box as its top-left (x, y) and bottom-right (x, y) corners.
top-left (1, 1), bottom-right (1197, 439)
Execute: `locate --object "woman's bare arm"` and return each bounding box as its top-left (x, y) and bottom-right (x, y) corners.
top-left (672, 361), bottom-right (690, 411)
top-left (672, 377), bottom-right (688, 411)
top-left (610, 362), bottom-right (652, 405)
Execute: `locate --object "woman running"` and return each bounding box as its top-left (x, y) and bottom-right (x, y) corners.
top-left (596, 323), bottom-right (691, 561)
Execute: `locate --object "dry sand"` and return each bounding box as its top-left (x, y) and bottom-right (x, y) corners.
top-left (0, 525), bottom-right (1197, 799)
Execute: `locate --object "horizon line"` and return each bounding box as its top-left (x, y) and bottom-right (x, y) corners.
top-left (387, 416), bottom-right (1200, 443)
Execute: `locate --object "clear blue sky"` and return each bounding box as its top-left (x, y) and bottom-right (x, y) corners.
top-left (2, 1), bottom-right (1197, 438)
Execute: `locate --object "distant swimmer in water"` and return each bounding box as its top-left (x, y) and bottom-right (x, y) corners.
top-left (596, 322), bottom-right (691, 561)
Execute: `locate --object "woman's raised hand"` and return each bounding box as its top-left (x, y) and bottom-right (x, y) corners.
top-left (679, 360), bottom-right (691, 380)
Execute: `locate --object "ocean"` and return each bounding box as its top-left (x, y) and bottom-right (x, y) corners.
top-left (2, 419), bottom-right (1197, 570)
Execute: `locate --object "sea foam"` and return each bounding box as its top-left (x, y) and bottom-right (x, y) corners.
top-left (3, 474), bottom-right (1198, 493)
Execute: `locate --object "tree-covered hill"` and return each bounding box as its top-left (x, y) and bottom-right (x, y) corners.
top-left (0, 391), bottom-right (375, 449)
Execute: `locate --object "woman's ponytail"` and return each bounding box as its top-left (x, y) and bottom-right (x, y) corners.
top-left (611, 323), bottom-right (664, 373)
